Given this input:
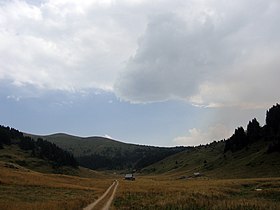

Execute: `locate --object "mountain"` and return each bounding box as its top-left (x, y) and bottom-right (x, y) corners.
top-left (142, 104), bottom-right (280, 178)
top-left (3, 103), bottom-right (279, 177)
top-left (33, 133), bottom-right (188, 170)
top-left (0, 126), bottom-right (79, 175)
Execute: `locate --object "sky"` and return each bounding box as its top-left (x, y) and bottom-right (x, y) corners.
top-left (0, 0), bottom-right (279, 146)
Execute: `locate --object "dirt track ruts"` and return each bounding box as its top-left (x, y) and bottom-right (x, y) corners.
top-left (83, 180), bottom-right (118, 210)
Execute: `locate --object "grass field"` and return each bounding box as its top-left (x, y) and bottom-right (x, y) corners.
top-left (114, 176), bottom-right (280, 210)
top-left (0, 161), bottom-right (114, 210)
top-left (1, 162), bottom-right (279, 210)
top-left (1, 143), bottom-right (279, 210)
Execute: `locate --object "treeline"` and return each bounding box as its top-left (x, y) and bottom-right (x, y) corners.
top-left (224, 104), bottom-right (280, 153)
top-left (0, 125), bottom-right (78, 168)
top-left (77, 146), bottom-right (187, 170)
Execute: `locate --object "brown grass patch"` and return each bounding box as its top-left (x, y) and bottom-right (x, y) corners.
top-left (114, 176), bottom-right (280, 209)
top-left (0, 162), bottom-right (114, 210)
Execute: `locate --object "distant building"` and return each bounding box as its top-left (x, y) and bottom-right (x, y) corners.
top-left (124, 174), bottom-right (135, 181)
top-left (193, 172), bottom-right (201, 177)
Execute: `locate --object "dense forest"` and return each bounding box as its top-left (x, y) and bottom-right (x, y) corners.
top-left (77, 146), bottom-right (187, 170)
top-left (224, 104), bottom-right (280, 153)
top-left (0, 126), bottom-right (78, 168)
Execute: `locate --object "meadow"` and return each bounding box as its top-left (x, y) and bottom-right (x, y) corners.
top-left (0, 161), bottom-right (114, 210)
top-left (1, 146), bottom-right (279, 210)
top-left (114, 176), bottom-right (280, 210)
top-left (1, 162), bottom-right (279, 210)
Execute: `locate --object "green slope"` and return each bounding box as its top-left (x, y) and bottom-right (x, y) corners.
top-left (0, 144), bottom-right (78, 175)
top-left (37, 133), bottom-right (129, 157)
top-left (143, 104), bottom-right (280, 179)
top-left (142, 140), bottom-right (280, 179)
top-left (0, 140), bottom-right (108, 178)
top-left (33, 133), bottom-right (187, 170)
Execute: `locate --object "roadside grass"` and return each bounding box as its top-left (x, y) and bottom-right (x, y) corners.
top-left (0, 161), bottom-right (114, 210)
top-left (114, 176), bottom-right (280, 209)
top-left (0, 185), bottom-right (92, 210)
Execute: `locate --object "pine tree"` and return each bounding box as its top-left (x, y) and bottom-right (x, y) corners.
top-left (247, 118), bottom-right (261, 143)
top-left (266, 103), bottom-right (280, 134)
top-left (224, 127), bottom-right (248, 152)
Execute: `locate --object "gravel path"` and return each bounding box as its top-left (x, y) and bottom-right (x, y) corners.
top-left (83, 180), bottom-right (118, 210)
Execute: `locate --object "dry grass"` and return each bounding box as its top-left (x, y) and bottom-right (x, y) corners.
top-left (114, 176), bottom-right (280, 210)
top-left (1, 158), bottom-right (279, 210)
top-left (0, 161), bottom-right (114, 210)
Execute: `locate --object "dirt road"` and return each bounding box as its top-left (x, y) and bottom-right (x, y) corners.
top-left (83, 180), bottom-right (119, 210)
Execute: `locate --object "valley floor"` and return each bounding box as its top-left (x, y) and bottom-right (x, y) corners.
top-left (1, 163), bottom-right (279, 210)
top-left (113, 176), bottom-right (280, 210)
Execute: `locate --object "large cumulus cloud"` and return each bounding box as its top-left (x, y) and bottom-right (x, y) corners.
top-left (1, 0), bottom-right (279, 108)
top-left (115, 0), bottom-right (280, 108)
top-left (0, 0), bottom-right (141, 92)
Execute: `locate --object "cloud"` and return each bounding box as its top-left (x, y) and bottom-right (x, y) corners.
top-left (173, 104), bottom-right (269, 146)
top-left (7, 95), bottom-right (21, 102)
top-left (115, 0), bottom-right (280, 108)
top-left (1, 0), bottom-right (279, 109)
top-left (115, 13), bottom-right (208, 102)
top-left (0, 0), bottom-right (140, 92)
top-left (173, 124), bottom-right (232, 146)
top-left (104, 134), bottom-right (113, 139)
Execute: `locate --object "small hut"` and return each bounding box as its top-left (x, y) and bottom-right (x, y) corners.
top-left (193, 172), bottom-right (201, 177)
top-left (124, 173), bottom-right (135, 181)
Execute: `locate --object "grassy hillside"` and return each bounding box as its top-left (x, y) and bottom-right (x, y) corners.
top-left (0, 159), bottom-right (114, 210)
top-left (0, 144), bottom-right (70, 174)
top-left (142, 140), bottom-right (280, 178)
top-left (35, 133), bottom-right (187, 170)
top-left (0, 136), bottom-right (109, 179)
top-left (0, 144), bottom-right (102, 177)
top-left (35, 133), bottom-right (126, 157)
top-left (0, 126), bottom-right (80, 175)
top-left (143, 104), bottom-right (280, 179)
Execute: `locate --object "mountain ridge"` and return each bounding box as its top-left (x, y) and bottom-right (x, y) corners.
top-left (29, 132), bottom-right (188, 171)
top-left (3, 103), bottom-right (280, 178)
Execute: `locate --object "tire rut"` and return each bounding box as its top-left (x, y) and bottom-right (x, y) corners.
top-left (83, 180), bottom-right (118, 210)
